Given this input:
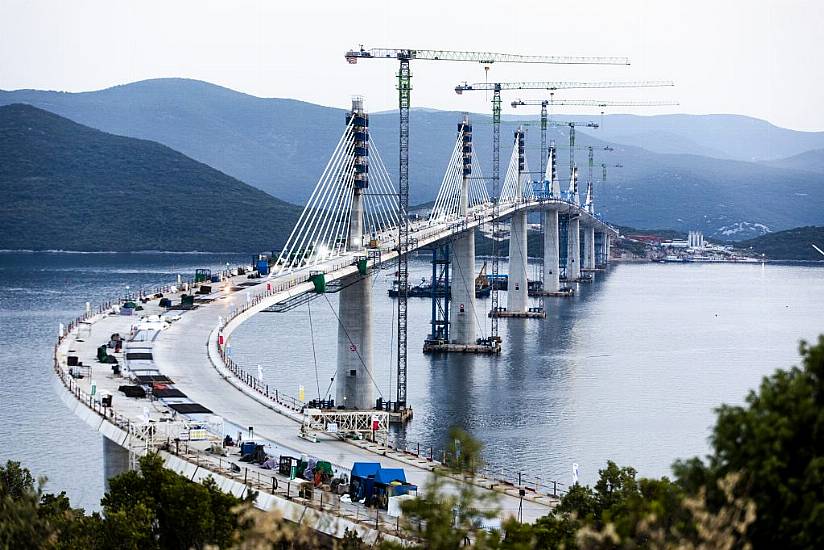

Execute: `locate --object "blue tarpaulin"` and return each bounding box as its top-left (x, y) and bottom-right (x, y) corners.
top-left (374, 468), bottom-right (407, 484)
top-left (351, 462), bottom-right (381, 478)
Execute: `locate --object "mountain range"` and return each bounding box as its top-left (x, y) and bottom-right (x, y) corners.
top-left (2, 78), bottom-right (824, 241)
top-left (0, 103), bottom-right (300, 252)
top-left (762, 148), bottom-right (824, 174)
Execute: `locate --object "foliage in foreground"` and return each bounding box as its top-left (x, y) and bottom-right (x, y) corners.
top-left (0, 453), bottom-right (253, 550)
top-left (3, 335), bottom-right (822, 548)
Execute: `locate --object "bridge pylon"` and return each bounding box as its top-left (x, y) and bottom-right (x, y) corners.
top-left (494, 127), bottom-right (545, 319)
top-left (539, 143), bottom-right (575, 297)
top-left (424, 116), bottom-right (499, 353)
top-left (336, 98), bottom-right (375, 410)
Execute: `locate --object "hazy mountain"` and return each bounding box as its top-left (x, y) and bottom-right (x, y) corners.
top-left (0, 104), bottom-right (300, 252)
top-left (762, 148), bottom-right (824, 174)
top-left (522, 113), bottom-right (824, 162)
top-left (3, 79), bottom-right (824, 240)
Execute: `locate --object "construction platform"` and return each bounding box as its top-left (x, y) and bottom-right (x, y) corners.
top-left (489, 308), bottom-right (547, 319)
top-left (422, 340), bottom-right (501, 354)
top-left (388, 407), bottom-right (414, 424)
top-left (540, 288), bottom-right (575, 297)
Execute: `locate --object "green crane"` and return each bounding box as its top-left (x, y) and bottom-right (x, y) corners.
top-left (345, 47), bottom-right (630, 407)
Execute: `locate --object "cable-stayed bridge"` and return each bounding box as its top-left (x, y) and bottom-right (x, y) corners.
top-left (259, 99), bottom-right (616, 416)
top-left (50, 47), bottom-right (660, 540)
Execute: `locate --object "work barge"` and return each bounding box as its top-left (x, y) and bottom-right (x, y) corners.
top-left (53, 266), bottom-right (566, 543)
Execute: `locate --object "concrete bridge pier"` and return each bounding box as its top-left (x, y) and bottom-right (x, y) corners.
top-left (541, 209), bottom-right (573, 297)
top-left (507, 209), bottom-right (530, 312)
top-left (336, 276), bottom-right (374, 410)
top-left (542, 210), bottom-right (560, 293)
top-left (450, 117), bottom-right (478, 346)
top-left (450, 231), bottom-right (477, 345)
top-left (604, 233), bottom-right (610, 266)
top-left (336, 98), bottom-right (374, 410)
top-left (103, 435), bottom-right (130, 488)
top-left (567, 216), bottom-right (581, 282)
top-left (583, 225), bottom-right (596, 274)
top-left (595, 231), bottom-right (609, 269)
top-left (496, 127), bottom-right (544, 319)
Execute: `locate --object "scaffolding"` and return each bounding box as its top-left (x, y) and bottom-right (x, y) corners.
top-left (301, 409), bottom-right (389, 442)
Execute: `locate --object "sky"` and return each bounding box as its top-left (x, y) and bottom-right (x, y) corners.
top-left (1, 0), bottom-right (823, 131)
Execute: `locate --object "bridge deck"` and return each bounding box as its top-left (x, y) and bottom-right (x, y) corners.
top-left (55, 278), bottom-right (558, 531)
top-left (54, 200), bottom-right (613, 533)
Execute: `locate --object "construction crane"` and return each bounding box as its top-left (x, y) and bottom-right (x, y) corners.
top-left (344, 47), bottom-right (630, 412)
top-left (601, 162), bottom-right (623, 183)
top-left (510, 96), bottom-right (677, 180)
top-left (455, 80), bottom-right (671, 338)
top-left (587, 162), bottom-right (624, 219)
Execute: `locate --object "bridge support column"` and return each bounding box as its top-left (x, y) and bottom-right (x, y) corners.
top-left (336, 277), bottom-right (373, 410)
top-left (542, 210), bottom-right (559, 292)
top-left (567, 216), bottom-right (581, 282)
top-left (604, 234), bottom-right (611, 264)
top-left (103, 435), bottom-right (130, 487)
top-left (507, 210), bottom-right (529, 312)
top-left (336, 97), bottom-right (374, 410)
top-left (583, 225), bottom-right (596, 271)
top-left (450, 231), bottom-right (476, 345)
top-left (595, 231), bottom-right (607, 268)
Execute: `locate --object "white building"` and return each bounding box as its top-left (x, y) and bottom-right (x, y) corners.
top-left (688, 231), bottom-right (705, 249)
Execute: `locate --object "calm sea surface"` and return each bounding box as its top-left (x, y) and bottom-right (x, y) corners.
top-left (1, 252), bottom-right (822, 509)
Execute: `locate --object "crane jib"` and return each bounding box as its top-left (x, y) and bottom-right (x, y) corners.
top-left (345, 48), bottom-right (630, 66)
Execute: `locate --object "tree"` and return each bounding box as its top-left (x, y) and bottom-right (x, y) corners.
top-left (391, 426), bottom-right (501, 549)
top-left (673, 335), bottom-right (824, 548)
top-left (101, 453), bottom-right (254, 549)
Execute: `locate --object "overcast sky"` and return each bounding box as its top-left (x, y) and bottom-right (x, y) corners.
top-left (2, 0), bottom-right (822, 131)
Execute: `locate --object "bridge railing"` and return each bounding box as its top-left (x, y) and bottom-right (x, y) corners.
top-left (382, 437), bottom-right (568, 500)
top-left (212, 255), bottom-right (571, 503)
top-left (53, 305), bottom-right (411, 540)
top-left (167, 439), bottom-right (410, 538)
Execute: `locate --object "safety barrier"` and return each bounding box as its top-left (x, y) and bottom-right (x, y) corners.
top-left (52, 286), bottom-right (411, 541)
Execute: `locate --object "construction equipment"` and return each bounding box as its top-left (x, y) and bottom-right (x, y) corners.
top-left (601, 163), bottom-right (623, 183)
top-left (475, 262), bottom-right (490, 293)
top-left (345, 47), bottom-right (629, 411)
top-left (511, 97), bottom-right (679, 145)
top-left (455, 80), bottom-right (672, 335)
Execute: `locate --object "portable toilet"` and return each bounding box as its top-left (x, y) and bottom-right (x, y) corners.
top-left (256, 260), bottom-right (270, 276)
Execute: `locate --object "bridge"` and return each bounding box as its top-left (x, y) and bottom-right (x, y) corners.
top-left (48, 49), bottom-right (642, 544)
top-left (264, 98), bottom-right (616, 413)
top-left (51, 96), bottom-right (616, 542)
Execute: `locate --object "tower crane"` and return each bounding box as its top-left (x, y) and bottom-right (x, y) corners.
top-left (344, 47), bottom-right (629, 412)
top-left (510, 96), bottom-right (677, 181)
top-left (513, 97), bottom-right (679, 130)
top-left (455, 80), bottom-right (669, 338)
top-left (601, 162), bottom-right (623, 182)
